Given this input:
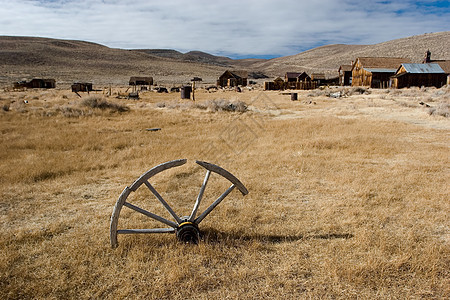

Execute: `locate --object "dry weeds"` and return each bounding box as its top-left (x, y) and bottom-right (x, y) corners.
top-left (0, 87), bottom-right (449, 299)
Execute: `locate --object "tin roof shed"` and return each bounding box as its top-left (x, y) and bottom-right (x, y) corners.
top-left (400, 63), bottom-right (445, 74)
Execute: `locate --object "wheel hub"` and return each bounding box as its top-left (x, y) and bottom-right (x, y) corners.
top-left (176, 221), bottom-right (200, 244)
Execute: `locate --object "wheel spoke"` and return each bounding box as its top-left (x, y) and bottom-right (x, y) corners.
top-left (118, 228), bottom-right (175, 234)
top-left (195, 184), bottom-right (235, 224)
top-left (144, 180), bottom-right (182, 224)
top-left (189, 170), bottom-right (211, 221)
top-left (124, 202), bottom-right (178, 228)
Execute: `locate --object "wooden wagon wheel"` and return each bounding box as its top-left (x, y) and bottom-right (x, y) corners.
top-left (110, 159), bottom-right (248, 248)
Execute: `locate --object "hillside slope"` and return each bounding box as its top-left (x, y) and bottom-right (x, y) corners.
top-left (0, 36), bottom-right (226, 86)
top-left (1, 32), bottom-right (449, 86)
top-left (254, 31), bottom-right (450, 76)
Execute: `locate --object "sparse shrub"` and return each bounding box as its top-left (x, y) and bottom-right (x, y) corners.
top-left (2, 104), bottom-right (9, 111)
top-left (196, 99), bottom-right (247, 112)
top-left (350, 87), bottom-right (370, 95)
top-left (57, 106), bottom-right (89, 118)
top-left (82, 96), bottom-right (129, 112)
top-left (428, 102), bottom-right (450, 117)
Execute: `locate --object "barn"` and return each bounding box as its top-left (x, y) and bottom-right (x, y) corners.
top-left (217, 70), bottom-right (248, 87)
top-left (338, 65), bottom-right (352, 86)
top-left (351, 57), bottom-right (411, 88)
top-left (390, 63), bottom-right (447, 89)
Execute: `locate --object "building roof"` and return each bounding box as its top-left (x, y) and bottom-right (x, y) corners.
top-left (285, 72), bottom-right (304, 79)
top-left (229, 70), bottom-right (248, 78)
top-left (433, 60), bottom-right (450, 74)
top-left (311, 73), bottom-right (326, 80)
top-left (356, 57), bottom-right (411, 69)
top-left (338, 65), bottom-right (352, 72)
top-left (365, 68), bottom-right (397, 73)
top-left (400, 63), bottom-right (445, 74)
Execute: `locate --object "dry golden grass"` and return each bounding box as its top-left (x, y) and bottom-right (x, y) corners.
top-left (0, 87), bottom-right (449, 299)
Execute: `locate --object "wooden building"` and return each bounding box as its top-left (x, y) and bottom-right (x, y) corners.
top-left (217, 70), bottom-right (248, 87)
top-left (338, 65), bottom-right (352, 86)
top-left (311, 73), bottom-right (339, 86)
top-left (351, 57), bottom-right (411, 88)
top-left (14, 78), bottom-right (56, 89)
top-left (423, 52), bottom-right (450, 85)
top-left (435, 61), bottom-right (450, 85)
top-left (390, 63), bottom-right (447, 89)
top-left (71, 82), bottom-right (93, 93)
top-left (264, 74), bottom-right (317, 90)
top-left (285, 72), bottom-right (310, 83)
top-left (129, 76), bottom-right (153, 86)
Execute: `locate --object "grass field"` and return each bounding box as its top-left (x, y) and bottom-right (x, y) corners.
top-left (0, 86), bottom-right (449, 299)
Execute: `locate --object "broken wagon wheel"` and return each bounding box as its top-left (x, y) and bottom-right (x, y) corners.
top-left (110, 159), bottom-right (248, 248)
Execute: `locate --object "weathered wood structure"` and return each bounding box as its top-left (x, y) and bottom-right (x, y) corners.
top-left (14, 78), bottom-right (56, 89)
top-left (285, 72), bottom-right (310, 83)
top-left (422, 51), bottom-right (450, 85)
top-left (264, 74), bottom-right (317, 91)
top-left (338, 65), bottom-right (352, 86)
top-left (390, 63), bottom-right (447, 89)
top-left (436, 61), bottom-right (450, 85)
top-left (129, 76), bottom-right (153, 92)
top-left (129, 76), bottom-right (153, 86)
top-left (351, 57), bottom-right (411, 88)
top-left (217, 70), bottom-right (247, 87)
top-left (71, 82), bottom-right (93, 93)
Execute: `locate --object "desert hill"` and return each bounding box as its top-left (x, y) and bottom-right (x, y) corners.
top-left (253, 31), bottom-right (450, 76)
top-left (0, 36), bottom-right (226, 86)
top-left (0, 32), bottom-right (449, 86)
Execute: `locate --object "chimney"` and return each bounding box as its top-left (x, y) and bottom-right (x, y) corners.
top-left (423, 50), bottom-right (431, 63)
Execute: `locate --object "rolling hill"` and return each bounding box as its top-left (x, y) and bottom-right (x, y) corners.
top-left (0, 31), bottom-right (449, 86)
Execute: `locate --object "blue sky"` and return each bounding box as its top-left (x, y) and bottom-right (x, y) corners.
top-left (0, 0), bottom-right (449, 59)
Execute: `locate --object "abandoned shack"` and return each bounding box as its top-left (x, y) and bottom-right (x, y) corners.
top-left (285, 72), bottom-right (310, 83)
top-left (435, 61), bottom-right (450, 85)
top-left (71, 82), bottom-right (93, 93)
top-left (217, 70), bottom-right (248, 87)
top-left (390, 63), bottom-right (447, 89)
top-left (338, 65), bottom-right (352, 86)
top-left (264, 77), bottom-right (285, 90)
top-left (423, 51), bottom-right (450, 85)
top-left (129, 77), bottom-right (153, 86)
top-left (285, 72), bottom-right (316, 89)
top-left (351, 57), bottom-right (411, 88)
top-left (14, 78), bottom-right (56, 89)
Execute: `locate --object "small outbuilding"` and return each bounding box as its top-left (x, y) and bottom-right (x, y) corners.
top-left (390, 63), bottom-right (447, 89)
top-left (71, 82), bottom-right (93, 93)
top-left (217, 70), bottom-right (247, 87)
top-left (338, 65), bottom-right (352, 86)
top-left (129, 77), bottom-right (153, 92)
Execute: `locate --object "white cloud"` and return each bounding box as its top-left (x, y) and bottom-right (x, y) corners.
top-left (0, 0), bottom-right (448, 58)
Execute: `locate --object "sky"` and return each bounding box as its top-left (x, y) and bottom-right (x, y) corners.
top-left (0, 0), bottom-right (449, 59)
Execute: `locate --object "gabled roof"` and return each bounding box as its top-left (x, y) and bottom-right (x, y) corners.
top-left (338, 65), bottom-right (352, 72)
top-left (356, 57), bottom-right (411, 69)
top-left (229, 70), bottom-right (248, 79)
top-left (285, 72), bottom-right (303, 79)
top-left (399, 63), bottom-right (444, 74)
